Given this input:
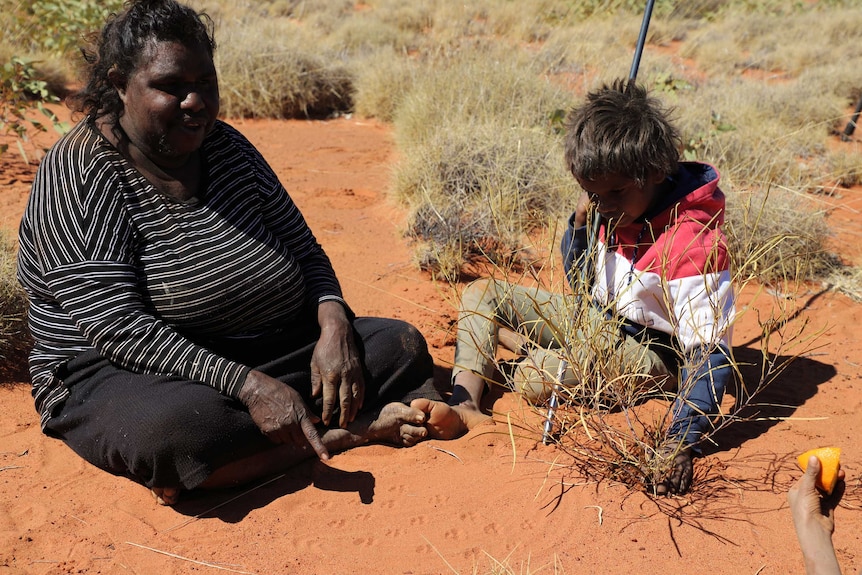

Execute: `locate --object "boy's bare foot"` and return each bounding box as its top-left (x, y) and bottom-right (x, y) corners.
top-left (151, 486), bottom-right (180, 506)
top-left (365, 402), bottom-right (429, 447)
top-left (651, 443), bottom-right (693, 496)
top-left (410, 397), bottom-right (493, 440)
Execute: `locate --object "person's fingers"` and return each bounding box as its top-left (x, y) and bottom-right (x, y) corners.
top-left (350, 378), bottom-right (365, 423)
top-left (668, 465), bottom-right (686, 494)
top-left (310, 365), bottom-right (322, 398)
top-left (802, 455), bottom-right (822, 489)
top-left (822, 469), bottom-right (846, 513)
top-left (659, 450), bottom-right (693, 496)
top-left (300, 415), bottom-right (330, 461)
top-left (338, 376), bottom-right (352, 428)
top-left (320, 376), bottom-right (337, 426)
top-left (677, 460), bottom-right (693, 494)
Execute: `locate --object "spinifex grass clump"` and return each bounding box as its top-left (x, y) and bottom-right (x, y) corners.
top-left (397, 122), bottom-right (573, 278)
top-left (391, 46), bottom-right (575, 278)
top-left (215, 19), bottom-right (353, 119)
top-left (477, 215), bottom-right (820, 495)
top-left (0, 231), bottom-right (31, 382)
top-left (725, 187), bottom-right (838, 285)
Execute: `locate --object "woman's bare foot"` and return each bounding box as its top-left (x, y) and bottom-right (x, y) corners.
top-left (410, 397), bottom-right (493, 440)
top-left (365, 402), bottom-right (428, 447)
top-left (151, 486), bottom-right (180, 506)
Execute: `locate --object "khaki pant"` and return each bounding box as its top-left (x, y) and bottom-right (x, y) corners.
top-left (453, 279), bottom-right (677, 405)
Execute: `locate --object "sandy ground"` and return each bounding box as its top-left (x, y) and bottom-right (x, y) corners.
top-left (2, 114), bottom-right (862, 575)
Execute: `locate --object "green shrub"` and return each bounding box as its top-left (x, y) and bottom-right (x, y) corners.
top-left (0, 56), bottom-right (67, 162)
top-left (19, 0), bottom-right (124, 58)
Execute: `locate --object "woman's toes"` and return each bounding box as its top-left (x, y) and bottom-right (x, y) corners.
top-left (151, 487), bottom-right (180, 505)
top-left (401, 424), bottom-right (428, 447)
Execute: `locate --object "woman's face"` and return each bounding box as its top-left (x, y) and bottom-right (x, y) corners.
top-left (116, 39), bottom-right (219, 168)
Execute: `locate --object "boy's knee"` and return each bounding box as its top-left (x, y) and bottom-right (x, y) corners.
top-left (461, 278), bottom-right (495, 306)
top-left (512, 351), bottom-right (567, 403)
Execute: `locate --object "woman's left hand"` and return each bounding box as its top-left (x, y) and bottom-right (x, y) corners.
top-left (311, 301), bottom-right (365, 428)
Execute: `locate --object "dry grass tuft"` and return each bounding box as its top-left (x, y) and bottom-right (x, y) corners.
top-left (215, 18), bottom-right (353, 119)
top-left (725, 187), bottom-right (839, 285)
top-left (390, 46), bottom-right (574, 277)
top-left (396, 122), bottom-right (573, 279)
top-left (351, 47), bottom-right (419, 122)
top-left (0, 231), bottom-right (31, 383)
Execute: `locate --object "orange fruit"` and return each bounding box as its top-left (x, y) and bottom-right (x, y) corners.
top-left (797, 447), bottom-right (842, 494)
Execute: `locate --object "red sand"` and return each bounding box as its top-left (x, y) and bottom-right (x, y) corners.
top-left (2, 115), bottom-right (862, 575)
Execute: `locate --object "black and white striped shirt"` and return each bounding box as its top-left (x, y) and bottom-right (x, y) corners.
top-left (18, 119), bottom-right (347, 428)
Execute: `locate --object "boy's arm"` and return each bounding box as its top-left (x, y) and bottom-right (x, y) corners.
top-left (668, 343), bottom-right (734, 452)
top-left (560, 192), bottom-right (591, 289)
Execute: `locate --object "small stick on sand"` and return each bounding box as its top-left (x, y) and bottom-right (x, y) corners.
top-left (125, 542), bottom-right (259, 575)
top-left (427, 444), bottom-right (462, 463)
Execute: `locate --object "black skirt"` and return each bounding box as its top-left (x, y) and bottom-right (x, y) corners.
top-left (43, 317), bottom-right (440, 490)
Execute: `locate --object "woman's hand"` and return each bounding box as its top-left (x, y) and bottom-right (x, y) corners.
top-left (238, 370), bottom-right (329, 460)
top-left (788, 455), bottom-right (845, 575)
top-left (311, 301), bottom-right (365, 429)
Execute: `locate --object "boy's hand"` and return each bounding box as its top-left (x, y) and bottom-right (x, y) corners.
top-left (573, 191), bottom-right (590, 228)
top-left (651, 444), bottom-right (693, 496)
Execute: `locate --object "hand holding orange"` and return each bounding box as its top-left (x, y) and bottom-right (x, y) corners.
top-left (797, 447), bottom-right (842, 494)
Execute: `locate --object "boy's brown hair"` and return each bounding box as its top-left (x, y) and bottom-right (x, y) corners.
top-left (564, 79), bottom-right (681, 186)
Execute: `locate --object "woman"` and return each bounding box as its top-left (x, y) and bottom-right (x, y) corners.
top-left (17, 0), bottom-right (446, 505)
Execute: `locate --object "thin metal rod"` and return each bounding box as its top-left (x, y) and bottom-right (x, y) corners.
top-left (542, 364), bottom-right (566, 445)
top-left (541, 209), bottom-right (601, 445)
top-left (544, 0), bottom-right (654, 445)
top-left (629, 0), bottom-right (656, 82)
top-left (842, 93), bottom-right (862, 141)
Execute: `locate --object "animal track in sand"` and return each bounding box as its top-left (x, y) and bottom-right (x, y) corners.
top-left (352, 536), bottom-right (377, 547)
top-left (444, 527), bottom-right (467, 540)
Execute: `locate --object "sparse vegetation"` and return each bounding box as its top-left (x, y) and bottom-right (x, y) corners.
top-left (0, 231), bottom-right (30, 383)
top-left (2, 0), bottom-right (861, 495)
top-left (0, 56), bottom-right (66, 162)
top-left (0, 0), bottom-right (122, 161)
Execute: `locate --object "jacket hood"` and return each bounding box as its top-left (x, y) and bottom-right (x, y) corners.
top-left (638, 161), bottom-right (723, 231)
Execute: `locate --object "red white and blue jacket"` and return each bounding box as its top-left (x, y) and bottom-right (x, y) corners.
top-left (562, 162), bottom-right (735, 451)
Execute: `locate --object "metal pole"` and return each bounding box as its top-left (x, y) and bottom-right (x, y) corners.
top-left (841, 92), bottom-right (862, 141)
top-left (629, 0), bottom-right (656, 83)
top-left (541, 210), bottom-right (601, 445)
top-left (542, 1), bottom-right (656, 445)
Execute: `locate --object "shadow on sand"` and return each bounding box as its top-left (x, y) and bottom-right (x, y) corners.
top-left (168, 459), bottom-right (376, 525)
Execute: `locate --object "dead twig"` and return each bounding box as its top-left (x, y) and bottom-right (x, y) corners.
top-left (427, 444), bottom-right (463, 463)
top-left (125, 542), bottom-right (259, 575)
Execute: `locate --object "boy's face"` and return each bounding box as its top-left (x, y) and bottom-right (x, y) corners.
top-left (575, 172), bottom-right (663, 228)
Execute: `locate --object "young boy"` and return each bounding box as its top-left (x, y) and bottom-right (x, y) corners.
top-left (412, 79), bottom-right (735, 495)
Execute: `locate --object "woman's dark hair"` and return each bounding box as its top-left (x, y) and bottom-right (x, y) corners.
top-left (563, 79), bottom-right (680, 186)
top-left (69, 0), bottom-right (216, 126)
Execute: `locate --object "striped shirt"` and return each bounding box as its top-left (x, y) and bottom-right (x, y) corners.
top-left (18, 119), bottom-right (347, 428)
